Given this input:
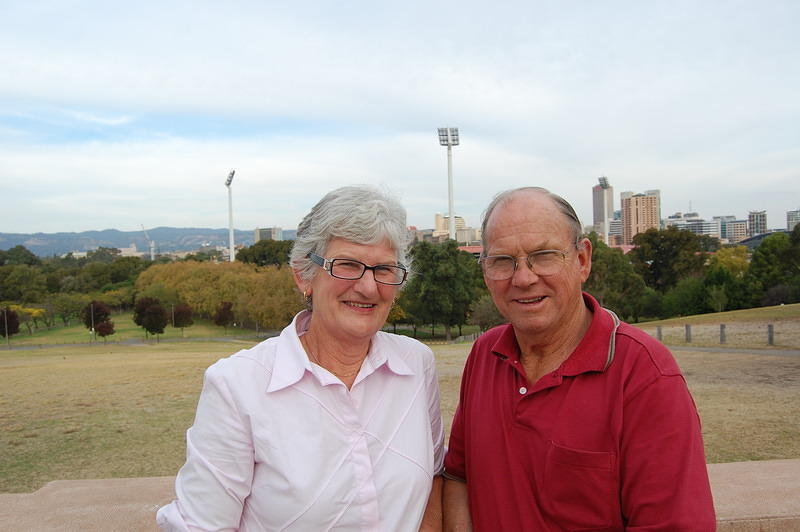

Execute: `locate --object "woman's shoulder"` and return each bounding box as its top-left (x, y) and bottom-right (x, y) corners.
top-left (205, 336), bottom-right (281, 380)
top-left (374, 331), bottom-right (435, 372)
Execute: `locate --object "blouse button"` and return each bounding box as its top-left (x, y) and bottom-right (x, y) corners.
top-left (519, 386), bottom-right (527, 395)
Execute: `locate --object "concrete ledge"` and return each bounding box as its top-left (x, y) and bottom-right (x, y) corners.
top-left (709, 459), bottom-right (800, 531)
top-left (0, 476), bottom-right (174, 531)
top-left (0, 459), bottom-right (798, 531)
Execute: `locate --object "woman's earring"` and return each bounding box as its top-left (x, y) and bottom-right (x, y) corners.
top-left (303, 290), bottom-right (313, 310)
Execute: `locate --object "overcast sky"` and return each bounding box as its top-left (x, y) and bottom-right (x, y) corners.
top-left (1, 1), bottom-right (798, 237)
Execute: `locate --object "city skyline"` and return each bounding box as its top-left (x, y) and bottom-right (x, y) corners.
top-left (1, 2), bottom-right (798, 235)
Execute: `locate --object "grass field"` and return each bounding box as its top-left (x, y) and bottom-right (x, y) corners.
top-left (5, 312), bottom-right (258, 347)
top-left (1, 305), bottom-right (798, 493)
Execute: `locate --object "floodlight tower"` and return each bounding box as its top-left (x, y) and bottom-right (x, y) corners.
top-left (437, 127), bottom-right (459, 240)
top-left (225, 170), bottom-right (235, 262)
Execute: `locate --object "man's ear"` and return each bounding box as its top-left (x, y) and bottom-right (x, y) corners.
top-left (577, 238), bottom-right (592, 283)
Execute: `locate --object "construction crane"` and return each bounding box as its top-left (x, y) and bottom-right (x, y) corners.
top-left (141, 225), bottom-right (156, 261)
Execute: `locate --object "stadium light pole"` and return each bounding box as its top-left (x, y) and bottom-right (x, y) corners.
top-left (225, 170), bottom-right (235, 262)
top-left (438, 127), bottom-right (459, 240)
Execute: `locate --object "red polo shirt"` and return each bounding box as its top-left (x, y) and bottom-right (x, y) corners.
top-left (444, 293), bottom-right (715, 531)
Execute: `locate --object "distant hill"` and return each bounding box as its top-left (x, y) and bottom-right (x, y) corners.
top-left (0, 227), bottom-right (296, 256)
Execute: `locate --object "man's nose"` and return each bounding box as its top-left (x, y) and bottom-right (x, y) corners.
top-left (511, 259), bottom-right (540, 286)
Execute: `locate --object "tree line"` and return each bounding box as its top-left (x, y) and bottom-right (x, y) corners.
top-left (2, 225), bottom-right (799, 342)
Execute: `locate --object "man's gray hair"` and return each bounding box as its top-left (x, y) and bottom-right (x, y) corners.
top-left (290, 185), bottom-right (410, 281)
top-left (480, 186), bottom-right (583, 255)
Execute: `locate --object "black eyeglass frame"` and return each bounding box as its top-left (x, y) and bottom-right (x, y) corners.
top-left (307, 252), bottom-right (408, 285)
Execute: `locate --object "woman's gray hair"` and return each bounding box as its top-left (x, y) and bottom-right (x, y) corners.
top-left (290, 185), bottom-right (410, 282)
top-left (480, 186), bottom-right (583, 255)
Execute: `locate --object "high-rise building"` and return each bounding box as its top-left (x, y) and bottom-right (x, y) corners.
top-left (620, 190), bottom-right (661, 245)
top-left (748, 211), bottom-right (767, 236)
top-left (434, 213), bottom-right (465, 238)
top-left (592, 176), bottom-right (614, 242)
top-left (254, 227), bottom-right (283, 242)
top-left (787, 208), bottom-right (800, 231)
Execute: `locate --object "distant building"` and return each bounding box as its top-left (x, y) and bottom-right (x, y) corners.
top-left (118, 243), bottom-right (143, 258)
top-left (433, 213), bottom-right (466, 239)
top-left (748, 210), bottom-right (767, 236)
top-left (254, 227), bottom-right (283, 242)
top-left (607, 217), bottom-right (624, 246)
top-left (592, 176), bottom-right (614, 242)
top-left (456, 227), bottom-right (482, 245)
top-left (665, 212), bottom-right (721, 239)
top-left (620, 190), bottom-right (661, 245)
top-left (714, 216), bottom-right (747, 244)
top-left (787, 208), bottom-right (800, 231)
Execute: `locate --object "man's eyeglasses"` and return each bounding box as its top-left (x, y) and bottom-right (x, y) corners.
top-left (308, 253), bottom-right (408, 285)
top-left (480, 249), bottom-right (569, 280)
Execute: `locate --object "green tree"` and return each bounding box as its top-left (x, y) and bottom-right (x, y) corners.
top-left (583, 234), bottom-right (647, 321)
top-left (1, 307), bottom-right (20, 339)
top-left (403, 241), bottom-right (481, 341)
top-left (706, 285), bottom-right (728, 313)
top-left (745, 232), bottom-right (793, 306)
top-left (0, 245), bottom-right (41, 266)
top-left (49, 293), bottom-right (90, 326)
top-left (697, 235), bottom-right (721, 252)
top-left (77, 262), bottom-right (112, 292)
top-left (108, 256), bottom-right (146, 284)
top-left (628, 227), bottom-right (706, 293)
top-left (0, 264), bottom-right (47, 303)
top-left (469, 294), bottom-right (506, 331)
top-left (702, 266), bottom-right (748, 312)
top-left (85, 247), bottom-right (121, 264)
top-left (236, 240), bottom-right (294, 267)
top-left (662, 277), bottom-right (706, 317)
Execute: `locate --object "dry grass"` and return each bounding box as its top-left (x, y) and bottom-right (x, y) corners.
top-left (636, 303), bottom-right (800, 350)
top-left (0, 341), bottom-right (256, 493)
top-left (1, 313), bottom-right (799, 493)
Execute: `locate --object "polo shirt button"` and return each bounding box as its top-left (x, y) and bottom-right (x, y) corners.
top-left (519, 387), bottom-right (527, 395)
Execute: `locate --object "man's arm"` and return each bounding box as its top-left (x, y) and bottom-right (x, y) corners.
top-left (621, 373), bottom-right (716, 530)
top-left (419, 475), bottom-right (443, 531)
top-left (443, 477), bottom-right (472, 532)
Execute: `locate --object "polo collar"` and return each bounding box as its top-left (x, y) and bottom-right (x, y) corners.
top-left (266, 311), bottom-right (414, 393)
top-left (490, 292), bottom-right (620, 376)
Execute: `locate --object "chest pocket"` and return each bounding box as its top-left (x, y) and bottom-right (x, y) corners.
top-left (542, 440), bottom-right (619, 531)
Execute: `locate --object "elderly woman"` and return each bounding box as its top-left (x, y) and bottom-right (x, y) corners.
top-left (157, 185), bottom-right (444, 531)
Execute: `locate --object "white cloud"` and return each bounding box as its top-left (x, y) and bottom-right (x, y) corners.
top-left (0, 1), bottom-right (799, 235)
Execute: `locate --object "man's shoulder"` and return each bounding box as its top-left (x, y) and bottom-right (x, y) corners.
top-left (614, 321), bottom-right (682, 377)
top-left (475, 323), bottom-right (512, 346)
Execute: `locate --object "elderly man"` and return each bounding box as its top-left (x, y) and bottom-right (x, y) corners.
top-left (443, 187), bottom-right (715, 531)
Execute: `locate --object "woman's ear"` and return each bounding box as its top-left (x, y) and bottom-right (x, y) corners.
top-left (293, 269), bottom-right (310, 295)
